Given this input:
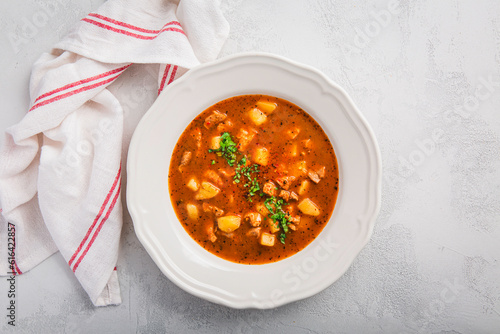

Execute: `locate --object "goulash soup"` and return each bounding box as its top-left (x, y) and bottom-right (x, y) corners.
top-left (168, 95), bottom-right (339, 264)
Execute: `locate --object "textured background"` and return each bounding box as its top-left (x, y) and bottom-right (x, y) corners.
top-left (1, 0), bottom-right (500, 333)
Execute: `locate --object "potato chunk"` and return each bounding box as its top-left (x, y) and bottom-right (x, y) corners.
top-left (256, 203), bottom-right (269, 216)
top-left (298, 180), bottom-right (310, 195)
top-left (269, 220), bottom-right (280, 233)
top-left (253, 147), bottom-right (270, 166)
top-left (256, 100), bottom-right (277, 114)
top-left (195, 182), bottom-right (220, 200)
top-left (260, 232), bottom-right (276, 247)
top-left (186, 203), bottom-right (199, 220)
top-left (186, 177), bottom-right (199, 191)
top-left (298, 198), bottom-right (320, 216)
top-left (209, 136), bottom-right (221, 150)
top-left (217, 215), bottom-right (241, 233)
top-left (248, 108), bottom-right (267, 126)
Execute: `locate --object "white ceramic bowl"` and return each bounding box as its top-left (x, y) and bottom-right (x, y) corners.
top-left (127, 53), bottom-right (381, 309)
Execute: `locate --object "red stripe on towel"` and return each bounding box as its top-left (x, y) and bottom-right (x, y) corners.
top-left (29, 73), bottom-right (122, 112)
top-left (68, 166), bottom-right (121, 267)
top-left (33, 65), bottom-right (131, 104)
top-left (167, 65), bottom-right (178, 85)
top-left (73, 181), bottom-right (121, 272)
top-left (158, 64), bottom-right (172, 95)
top-left (82, 18), bottom-right (185, 39)
top-left (88, 13), bottom-right (181, 34)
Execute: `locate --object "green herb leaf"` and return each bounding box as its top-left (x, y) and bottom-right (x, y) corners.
top-left (264, 196), bottom-right (292, 244)
top-left (208, 132), bottom-right (238, 167)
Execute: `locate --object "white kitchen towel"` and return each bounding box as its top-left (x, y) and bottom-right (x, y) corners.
top-left (0, 0), bottom-right (229, 306)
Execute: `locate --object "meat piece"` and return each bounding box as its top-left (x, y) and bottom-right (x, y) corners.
top-left (202, 203), bottom-right (224, 217)
top-left (244, 212), bottom-right (262, 227)
top-left (202, 202), bottom-right (211, 212)
top-left (288, 224), bottom-right (297, 231)
top-left (236, 128), bottom-right (258, 151)
top-left (290, 191), bottom-right (299, 201)
top-left (286, 128), bottom-right (300, 139)
top-left (204, 170), bottom-right (223, 186)
top-left (275, 164), bottom-right (289, 175)
top-left (218, 168), bottom-right (235, 178)
top-left (246, 227), bottom-right (261, 238)
top-left (207, 225), bottom-right (217, 243)
top-left (190, 128), bottom-right (202, 152)
top-left (276, 176), bottom-right (296, 190)
top-left (308, 166), bottom-right (326, 184)
top-left (285, 206), bottom-right (296, 216)
top-left (263, 181), bottom-right (278, 196)
top-left (216, 119), bottom-right (234, 133)
top-left (279, 190), bottom-right (290, 201)
top-left (289, 216), bottom-right (301, 224)
top-left (204, 110), bottom-right (227, 129)
top-left (179, 151), bottom-right (192, 171)
top-left (302, 139), bottom-right (313, 149)
top-left (308, 171), bottom-right (321, 184)
top-left (180, 151), bottom-right (192, 166)
top-left (316, 166), bottom-right (326, 178)
top-left (220, 231), bottom-right (234, 239)
top-left (213, 206), bottom-right (224, 217)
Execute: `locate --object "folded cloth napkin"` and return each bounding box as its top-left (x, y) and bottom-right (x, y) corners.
top-left (0, 0), bottom-right (229, 306)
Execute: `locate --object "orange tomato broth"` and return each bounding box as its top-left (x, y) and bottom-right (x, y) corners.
top-left (168, 95), bottom-right (339, 264)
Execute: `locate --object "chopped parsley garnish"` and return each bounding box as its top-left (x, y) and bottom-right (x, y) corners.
top-left (234, 163), bottom-right (261, 202)
top-left (208, 132), bottom-right (238, 166)
top-left (208, 133), bottom-right (262, 202)
top-left (264, 196), bottom-right (291, 244)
